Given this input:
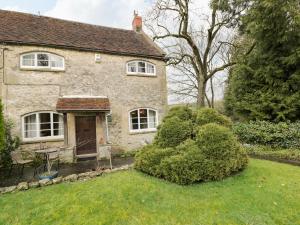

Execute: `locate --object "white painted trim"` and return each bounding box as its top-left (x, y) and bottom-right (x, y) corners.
top-left (126, 60), bottom-right (156, 76)
top-left (60, 95), bottom-right (108, 99)
top-left (22, 111), bottom-right (64, 141)
top-left (105, 112), bottom-right (112, 143)
top-left (128, 108), bottom-right (158, 133)
top-left (20, 52), bottom-right (65, 71)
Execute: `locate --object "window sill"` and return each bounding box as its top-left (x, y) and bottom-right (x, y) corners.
top-left (129, 129), bottom-right (157, 135)
top-left (126, 73), bottom-right (157, 77)
top-left (20, 67), bottom-right (65, 72)
top-left (22, 137), bottom-right (64, 144)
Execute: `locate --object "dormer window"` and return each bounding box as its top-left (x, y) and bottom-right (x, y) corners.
top-left (20, 52), bottom-right (65, 70)
top-left (126, 60), bottom-right (156, 76)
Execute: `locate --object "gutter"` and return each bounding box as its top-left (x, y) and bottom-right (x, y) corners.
top-left (1, 40), bottom-right (168, 62)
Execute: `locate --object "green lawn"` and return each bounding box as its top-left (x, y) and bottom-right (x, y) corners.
top-left (1, 159), bottom-right (300, 225)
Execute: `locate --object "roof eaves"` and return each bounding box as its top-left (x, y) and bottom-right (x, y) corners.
top-left (1, 40), bottom-right (166, 61)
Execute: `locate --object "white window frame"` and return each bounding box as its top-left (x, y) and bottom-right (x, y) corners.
top-left (129, 108), bottom-right (158, 133)
top-left (22, 111), bottom-right (64, 142)
top-left (20, 52), bottom-right (65, 71)
top-left (126, 60), bottom-right (156, 76)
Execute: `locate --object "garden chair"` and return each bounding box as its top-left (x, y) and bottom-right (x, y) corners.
top-left (99, 144), bottom-right (113, 169)
top-left (10, 151), bottom-right (34, 177)
top-left (39, 142), bottom-right (60, 171)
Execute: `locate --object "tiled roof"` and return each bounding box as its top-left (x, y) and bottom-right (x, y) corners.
top-left (56, 96), bottom-right (110, 112)
top-left (0, 10), bottom-right (165, 60)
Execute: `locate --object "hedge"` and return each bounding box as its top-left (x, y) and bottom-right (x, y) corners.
top-left (246, 145), bottom-right (300, 162)
top-left (233, 121), bottom-right (300, 148)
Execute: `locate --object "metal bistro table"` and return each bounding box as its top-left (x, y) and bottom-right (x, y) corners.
top-left (35, 147), bottom-right (60, 177)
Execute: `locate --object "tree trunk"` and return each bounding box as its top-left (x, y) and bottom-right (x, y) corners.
top-left (210, 77), bottom-right (214, 108)
top-left (197, 78), bottom-right (206, 108)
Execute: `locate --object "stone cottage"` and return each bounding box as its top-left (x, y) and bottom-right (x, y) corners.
top-left (0, 10), bottom-right (167, 162)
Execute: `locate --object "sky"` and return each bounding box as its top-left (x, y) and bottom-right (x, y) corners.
top-left (0, 0), bottom-right (156, 29)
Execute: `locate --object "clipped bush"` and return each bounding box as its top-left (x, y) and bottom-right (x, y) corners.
top-left (164, 106), bottom-right (195, 122)
top-left (159, 140), bottom-right (206, 185)
top-left (154, 117), bottom-right (193, 148)
top-left (245, 145), bottom-right (300, 162)
top-left (196, 108), bottom-right (232, 128)
top-left (233, 121), bottom-right (300, 148)
top-left (134, 145), bottom-right (178, 177)
top-left (196, 123), bottom-right (248, 180)
top-left (196, 123), bottom-right (240, 160)
top-left (135, 107), bottom-right (248, 185)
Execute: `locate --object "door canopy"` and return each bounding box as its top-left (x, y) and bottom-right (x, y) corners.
top-left (56, 96), bottom-right (110, 112)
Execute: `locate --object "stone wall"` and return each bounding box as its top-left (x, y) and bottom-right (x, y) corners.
top-left (0, 44), bottom-right (167, 154)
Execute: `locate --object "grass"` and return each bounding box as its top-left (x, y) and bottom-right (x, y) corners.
top-left (0, 159), bottom-right (300, 225)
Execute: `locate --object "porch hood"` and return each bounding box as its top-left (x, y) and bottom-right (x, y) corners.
top-left (56, 96), bottom-right (110, 112)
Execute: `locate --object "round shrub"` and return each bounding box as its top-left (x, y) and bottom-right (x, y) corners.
top-left (134, 145), bottom-right (177, 177)
top-left (196, 123), bottom-right (248, 179)
top-left (164, 106), bottom-right (195, 122)
top-left (196, 123), bottom-right (239, 160)
top-left (159, 140), bottom-right (206, 185)
top-left (134, 108), bottom-right (248, 185)
top-left (196, 108), bottom-right (232, 128)
top-left (155, 116), bottom-right (193, 148)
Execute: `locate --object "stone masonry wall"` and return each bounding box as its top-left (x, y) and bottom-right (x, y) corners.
top-left (0, 44), bottom-right (167, 153)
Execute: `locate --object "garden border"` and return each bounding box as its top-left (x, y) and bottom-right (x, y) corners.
top-left (0, 164), bottom-right (132, 195)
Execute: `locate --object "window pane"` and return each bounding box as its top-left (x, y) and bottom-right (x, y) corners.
top-left (132, 123), bottom-right (139, 130)
top-left (40, 130), bottom-right (51, 137)
top-left (50, 55), bottom-right (63, 68)
top-left (22, 54), bottom-right (35, 66)
top-left (130, 110), bottom-right (139, 130)
top-left (139, 109), bottom-right (148, 118)
top-left (37, 54), bottom-right (49, 67)
top-left (140, 123), bottom-right (148, 129)
top-left (128, 62), bottom-right (136, 73)
top-left (139, 109), bottom-right (148, 130)
top-left (138, 62), bottom-right (146, 73)
top-left (24, 114), bottom-right (37, 138)
top-left (54, 129), bottom-right (64, 136)
top-left (130, 110), bottom-right (138, 118)
top-left (131, 117), bottom-right (138, 124)
top-left (53, 114), bottom-right (63, 136)
top-left (149, 110), bottom-right (156, 128)
top-left (147, 63), bottom-right (155, 74)
top-left (39, 113), bottom-right (51, 137)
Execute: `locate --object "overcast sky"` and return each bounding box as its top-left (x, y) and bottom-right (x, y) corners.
top-left (0, 0), bottom-right (155, 29)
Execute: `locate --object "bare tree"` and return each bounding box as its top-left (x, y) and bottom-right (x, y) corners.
top-left (146, 0), bottom-right (252, 107)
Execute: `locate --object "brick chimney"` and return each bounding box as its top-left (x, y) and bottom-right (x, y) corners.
top-left (132, 10), bottom-right (142, 32)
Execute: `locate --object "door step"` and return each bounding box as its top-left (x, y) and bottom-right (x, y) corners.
top-left (75, 153), bottom-right (98, 161)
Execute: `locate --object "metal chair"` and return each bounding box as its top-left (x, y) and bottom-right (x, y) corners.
top-left (39, 141), bottom-right (60, 171)
top-left (48, 148), bottom-right (60, 170)
top-left (99, 144), bottom-right (113, 169)
top-left (10, 151), bottom-right (33, 177)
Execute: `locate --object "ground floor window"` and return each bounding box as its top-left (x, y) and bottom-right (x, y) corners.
top-left (22, 112), bottom-right (64, 140)
top-left (129, 108), bottom-right (157, 132)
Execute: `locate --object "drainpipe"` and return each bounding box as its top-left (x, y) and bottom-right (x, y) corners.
top-left (0, 46), bottom-right (9, 114)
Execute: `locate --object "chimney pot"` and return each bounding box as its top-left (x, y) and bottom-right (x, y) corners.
top-left (132, 11), bottom-right (142, 32)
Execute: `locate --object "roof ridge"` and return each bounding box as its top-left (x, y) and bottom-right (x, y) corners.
top-left (0, 9), bottom-right (134, 33)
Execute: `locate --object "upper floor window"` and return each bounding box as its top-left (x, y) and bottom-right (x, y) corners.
top-left (126, 60), bottom-right (156, 76)
top-left (20, 52), bottom-right (65, 70)
top-left (129, 108), bottom-right (158, 132)
top-left (22, 112), bottom-right (64, 141)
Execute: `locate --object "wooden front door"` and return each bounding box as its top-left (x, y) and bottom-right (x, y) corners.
top-left (75, 116), bottom-right (97, 155)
